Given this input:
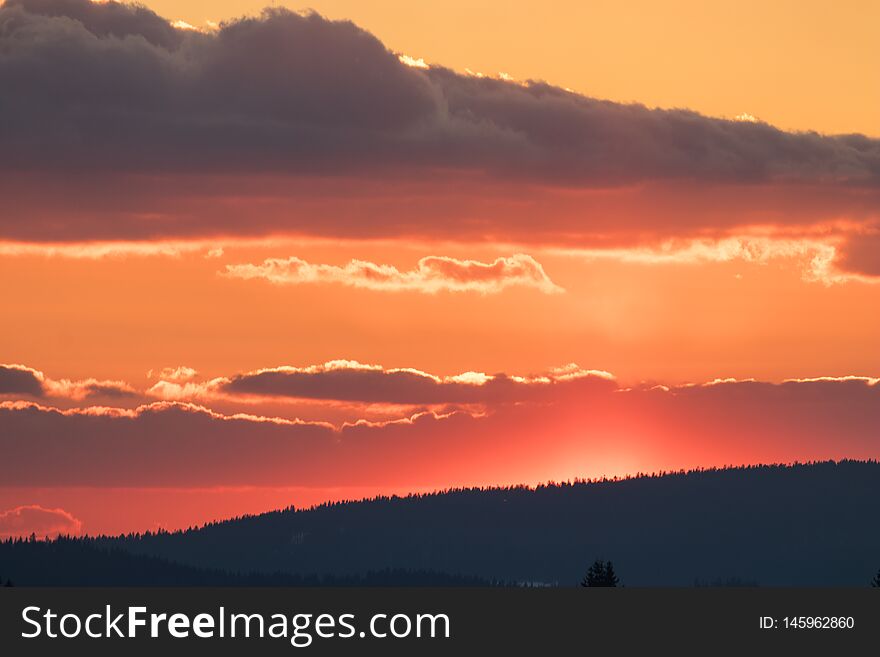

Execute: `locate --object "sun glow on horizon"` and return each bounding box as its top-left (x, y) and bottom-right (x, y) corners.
top-left (0, 0), bottom-right (877, 538)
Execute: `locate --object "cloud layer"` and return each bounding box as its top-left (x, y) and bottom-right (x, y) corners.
top-left (0, 504), bottom-right (82, 538)
top-left (1, 375), bottom-right (877, 489)
top-left (0, 0), bottom-right (878, 279)
top-left (0, 365), bottom-right (44, 396)
top-left (222, 254), bottom-right (562, 294)
top-left (2, 0), bottom-right (876, 183)
top-left (208, 361), bottom-right (609, 406)
top-left (0, 364), bottom-right (136, 401)
top-left (140, 361), bottom-right (619, 418)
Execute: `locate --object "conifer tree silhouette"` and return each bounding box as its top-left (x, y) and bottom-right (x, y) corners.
top-left (872, 569), bottom-right (880, 587)
top-left (581, 559), bottom-right (619, 587)
top-left (604, 561), bottom-right (619, 587)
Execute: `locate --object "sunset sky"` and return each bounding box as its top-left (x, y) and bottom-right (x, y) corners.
top-left (1, 0), bottom-right (878, 538)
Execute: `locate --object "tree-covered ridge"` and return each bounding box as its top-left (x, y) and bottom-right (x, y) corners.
top-left (0, 535), bottom-right (495, 587)
top-left (3, 461), bottom-right (879, 586)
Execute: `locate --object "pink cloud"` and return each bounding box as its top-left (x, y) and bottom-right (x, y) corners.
top-left (0, 505), bottom-right (83, 539)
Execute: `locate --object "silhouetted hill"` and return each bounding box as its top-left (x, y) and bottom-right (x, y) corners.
top-left (0, 537), bottom-right (493, 586)
top-left (5, 461), bottom-right (880, 586)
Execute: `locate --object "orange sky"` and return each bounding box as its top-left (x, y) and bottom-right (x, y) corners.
top-left (3, 239), bottom-right (880, 386)
top-left (0, 0), bottom-right (878, 538)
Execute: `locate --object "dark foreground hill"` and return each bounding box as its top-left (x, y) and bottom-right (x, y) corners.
top-left (5, 461), bottom-right (880, 586)
top-left (0, 539), bottom-right (493, 586)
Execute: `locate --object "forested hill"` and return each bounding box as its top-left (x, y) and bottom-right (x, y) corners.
top-left (5, 461), bottom-right (880, 586)
top-left (101, 461), bottom-right (880, 586)
top-left (0, 539), bottom-right (494, 587)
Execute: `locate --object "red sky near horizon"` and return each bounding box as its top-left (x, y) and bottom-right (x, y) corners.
top-left (1, 0), bottom-right (879, 538)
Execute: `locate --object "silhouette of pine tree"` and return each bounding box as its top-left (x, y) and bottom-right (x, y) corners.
top-left (581, 560), bottom-right (602, 586)
top-left (604, 561), bottom-right (619, 587)
top-left (581, 559), bottom-right (619, 587)
top-left (872, 569), bottom-right (880, 587)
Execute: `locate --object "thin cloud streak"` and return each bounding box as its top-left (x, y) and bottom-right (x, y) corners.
top-left (550, 234), bottom-right (880, 285)
top-left (222, 254), bottom-right (563, 294)
top-left (146, 360), bottom-right (613, 406)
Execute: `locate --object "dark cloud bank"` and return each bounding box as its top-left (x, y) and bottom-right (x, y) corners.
top-left (0, 364), bottom-right (136, 401)
top-left (2, 0), bottom-right (878, 181)
top-left (1, 0), bottom-right (878, 274)
top-left (0, 377), bottom-right (877, 488)
top-left (0, 365), bottom-right (44, 397)
top-left (219, 365), bottom-right (613, 405)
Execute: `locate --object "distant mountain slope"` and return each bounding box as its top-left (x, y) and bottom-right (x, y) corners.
top-left (0, 538), bottom-right (493, 587)
top-left (5, 461), bottom-right (880, 586)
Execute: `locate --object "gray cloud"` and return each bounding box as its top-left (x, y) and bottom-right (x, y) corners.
top-left (1, 1), bottom-right (879, 278)
top-left (223, 367), bottom-right (487, 405)
top-left (52, 379), bottom-right (138, 400)
top-left (833, 228), bottom-right (880, 277)
top-left (0, 364), bottom-right (139, 401)
top-left (0, 365), bottom-right (44, 397)
top-left (3, 0), bottom-right (182, 47)
top-left (216, 362), bottom-right (612, 405)
top-left (1, 0), bottom-right (877, 184)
